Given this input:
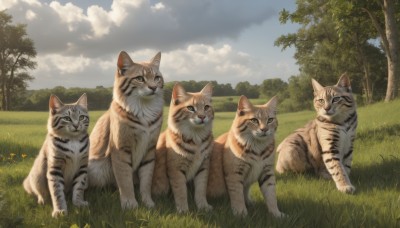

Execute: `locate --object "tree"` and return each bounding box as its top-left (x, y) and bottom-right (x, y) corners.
top-left (235, 81), bottom-right (259, 98)
top-left (275, 0), bottom-right (389, 103)
top-left (361, 0), bottom-right (400, 101)
top-left (0, 10), bottom-right (36, 110)
top-left (260, 78), bottom-right (288, 99)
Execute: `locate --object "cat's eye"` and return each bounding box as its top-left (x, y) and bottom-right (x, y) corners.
top-left (267, 118), bottom-right (274, 124)
top-left (62, 116), bottom-right (72, 121)
top-left (79, 115), bottom-right (86, 121)
top-left (135, 76), bottom-right (144, 82)
top-left (332, 97), bottom-right (341, 103)
top-left (250, 118), bottom-right (259, 124)
top-left (154, 76), bottom-right (162, 82)
top-left (317, 99), bottom-right (324, 104)
top-left (204, 105), bottom-right (210, 111)
top-left (187, 106), bottom-right (195, 112)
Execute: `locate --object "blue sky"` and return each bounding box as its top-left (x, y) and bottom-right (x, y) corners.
top-left (1, 0), bottom-right (299, 89)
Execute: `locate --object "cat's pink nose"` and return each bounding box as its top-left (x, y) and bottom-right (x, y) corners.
top-left (198, 115), bottom-right (205, 120)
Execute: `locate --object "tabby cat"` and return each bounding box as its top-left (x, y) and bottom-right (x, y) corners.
top-left (23, 94), bottom-right (89, 218)
top-left (207, 96), bottom-right (284, 217)
top-left (276, 74), bottom-right (357, 194)
top-left (152, 83), bottom-right (214, 213)
top-left (88, 51), bottom-right (164, 209)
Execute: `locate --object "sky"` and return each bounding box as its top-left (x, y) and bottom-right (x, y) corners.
top-left (0, 0), bottom-right (300, 89)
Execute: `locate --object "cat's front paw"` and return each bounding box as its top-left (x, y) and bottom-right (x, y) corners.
top-left (197, 203), bottom-right (213, 212)
top-left (73, 199), bottom-right (89, 207)
top-left (232, 207), bottom-right (248, 217)
top-left (176, 205), bottom-right (189, 214)
top-left (120, 198), bottom-right (138, 210)
top-left (52, 209), bottom-right (67, 218)
top-left (337, 184), bottom-right (356, 194)
top-left (142, 197), bottom-right (155, 208)
top-left (271, 211), bottom-right (287, 218)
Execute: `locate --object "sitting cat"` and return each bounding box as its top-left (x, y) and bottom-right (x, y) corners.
top-left (276, 74), bottom-right (357, 194)
top-left (207, 96), bottom-right (284, 217)
top-left (23, 94), bottom-right (89, 217)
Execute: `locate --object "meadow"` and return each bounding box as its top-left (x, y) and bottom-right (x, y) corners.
top-left (0, 99), bottom-right (399, 227)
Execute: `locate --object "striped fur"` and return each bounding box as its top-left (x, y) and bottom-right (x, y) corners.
top-left (276, 74), bottom-right (357, 194)
top-left (88, 51), bottom-right (164, 209)
top-left (23, 94), bottom-right (89, 218)
top-left (207, 96), bottom-right (284, 217)
top-left (152, 83), bottom-right (214, 213)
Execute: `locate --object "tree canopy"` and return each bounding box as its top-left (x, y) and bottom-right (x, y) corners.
top-left (0, 10), bottom-right (36, 110)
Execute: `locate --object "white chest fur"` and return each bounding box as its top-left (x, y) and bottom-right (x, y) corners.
top-left (62, 140), bottom-right (85, 188)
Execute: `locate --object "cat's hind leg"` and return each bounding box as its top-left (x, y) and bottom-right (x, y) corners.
top-left (276, 136), bottom-right (310, 174)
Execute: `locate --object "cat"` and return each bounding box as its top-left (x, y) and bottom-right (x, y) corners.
top-left (88, 51), bottom-right (164, 209)
top-left (207, 96), bottom-right (284, 217)
top-left (23, 94), bottom-right (89, 218)
top-left (276, 73), bottom-right (357, 194)
top-left (152, 83), bottom-right (214, 213)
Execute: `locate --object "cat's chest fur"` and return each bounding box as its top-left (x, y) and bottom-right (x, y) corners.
top-left (56, 139), bottom-right (85, 189)
top-left (244, 158), bottom-right (264, 186)
top-left (185, 149), bottom-right (208, 180)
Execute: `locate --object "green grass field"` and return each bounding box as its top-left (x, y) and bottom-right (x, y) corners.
top-left (0, 100), bottom-right (399, 227)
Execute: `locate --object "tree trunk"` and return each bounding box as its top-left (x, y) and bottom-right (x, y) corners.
top-left (1, 73), bottom-right (6, 111)
top-left (383, 0), bottom-right (399, 102)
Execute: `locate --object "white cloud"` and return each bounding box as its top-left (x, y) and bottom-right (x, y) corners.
top-left (0, 0), bottom-right (18, 10)
top-left (49, 2), bottom-right (85, 32)
top-left (37, 54), bottom-right (91, 74)
top-left (25, 9), bottom-right (36, 20)
top-left (3, 0), bottom-right (298, 89)
top-left (151, 2), bottom-right (165, 12)
top-left (86, 5), bottom-right (112, 38)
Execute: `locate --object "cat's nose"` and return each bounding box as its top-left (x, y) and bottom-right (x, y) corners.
top-left (260, 127), bottom-right (268, 132)
top-left (198, 115), bottom-right (205, 120)
top-left (149, 86), bottom-right (157, 92)
top-left (324, 105), bottom-right (331, 111)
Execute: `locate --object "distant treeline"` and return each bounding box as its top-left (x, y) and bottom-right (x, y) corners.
top-left (14, 77), bottom-right (373, 113)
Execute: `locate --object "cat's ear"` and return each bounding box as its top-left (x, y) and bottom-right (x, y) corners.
top-left (336, 73), bottom-right (352, 92)
top-left (265, 95), bottom-right (278, 111)
top-left (200, 83), bottom-right (213, 99)
top-left (117, 51), bottom-right (134, 76)
top-left (49, 94), bottom-right (63, 115)
top-left (76, 93), bottom-right (88, 110)
top-left (237, 95), bottom-right (252, 116)
top-left (311, 78), bottom-right (324, 94)
top-left (172, 83), bottom-right (187, 105)
top-left (150, 52), bottom-right (161, 69)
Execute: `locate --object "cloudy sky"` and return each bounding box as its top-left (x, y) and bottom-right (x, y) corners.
top-left (1, 0), bottom-right (299, 89)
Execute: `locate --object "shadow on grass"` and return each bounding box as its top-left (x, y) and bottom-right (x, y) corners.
top-left (357, 123), bottom-right (400, 141)
top-left (352, 155), bottom-right (400, 193)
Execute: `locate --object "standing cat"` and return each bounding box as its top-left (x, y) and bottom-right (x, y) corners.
top-left (276, 74), bottom-right (357, 194)
top-left (152, 83), bottom-right (214, 213)
top-left (207, 96), bottom-right (284, 217)
top-left (88, 51), bottom-right (164, 209)
top-left (23, 94), bottom-right (89, 218)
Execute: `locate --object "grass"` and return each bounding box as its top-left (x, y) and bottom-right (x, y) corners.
top-left (0, 99), bottom-right (400, 227)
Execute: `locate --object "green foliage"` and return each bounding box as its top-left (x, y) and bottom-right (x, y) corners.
top-left (1, 99), bottom-right (400, 227)
top-left (234, 81), bottom-right (260, 98)
top-left (0, 10), bottom-right (36, 111)
top-left (275, 0), bottom-right (391, 103)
